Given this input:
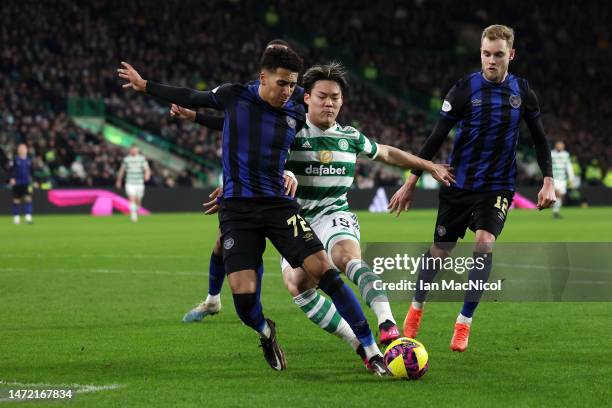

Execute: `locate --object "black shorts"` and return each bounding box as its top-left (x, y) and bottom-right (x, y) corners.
top-left (12, 185), bottom-right (31, 199)
top-left (218, 198), bottom-right (324, 274)
top-left (433, 186), bottom-right (514, 243)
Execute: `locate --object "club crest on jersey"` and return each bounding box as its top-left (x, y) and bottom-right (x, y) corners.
top-left (442, 100), bottom-right (452, 112)
top-left (338, 138), bottom-right (349, 151)
top-left (319, 150), bottom-right (333, 164)
top-left (223, 238), bottom-right (235, 250)
top-left (286, 116), bottom-right (296, 129)
top-left (509, 94), bottom-right (522, 109)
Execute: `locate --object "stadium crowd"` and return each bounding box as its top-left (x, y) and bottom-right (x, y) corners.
top-left (1, 0), bottom-right (610, 188)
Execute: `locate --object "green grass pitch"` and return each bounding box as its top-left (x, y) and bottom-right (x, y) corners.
top-left (1, 208), bottom-right (611, 407)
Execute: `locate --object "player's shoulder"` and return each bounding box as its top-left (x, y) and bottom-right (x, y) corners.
top-left (451, 72), bottom-right (479, 91)
top-left (333, 123), bottom-right (362, 139)
top-left (291, 85), bottom-right (305, 102)
top-left (444, 72), bottom-right (478, 104)
top-left (211, 83), bottom-right (242, 98)
top-left (507, 73), bottom-right (532, 93)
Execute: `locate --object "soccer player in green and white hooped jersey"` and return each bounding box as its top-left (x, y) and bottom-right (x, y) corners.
top-left (116, 145), bottom-right (151, 222)
top-left (281, 62), bottom-right (454, 346)
top-left (550, 140), bottom-right (574, 218)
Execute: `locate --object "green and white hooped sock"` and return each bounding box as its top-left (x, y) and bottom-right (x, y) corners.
top-left (294, 288), bottom-right (360, 351)
top-left (345, 258), bottom-right (396, 326)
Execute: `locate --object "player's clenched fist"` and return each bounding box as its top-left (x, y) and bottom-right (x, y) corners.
top-left (170, 104), bottom-right (196, 121)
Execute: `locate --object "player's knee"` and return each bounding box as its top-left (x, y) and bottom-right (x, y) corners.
top-left (333, 252), bottom-right (354, 273)
top-left (302, 250), bottom-right (332, 276)
top-left (318, 269), bottom-right (343, 295)
top-left (431, 244), bottom-right (453, 260)
top-left (282, 268), bottom-right (300, 296)
top-left (284, 267), bottom-right (316, 296)
top-left (24, 196), bottom-right (32, 203)
top-left (227, 270), bottom-right (257, 293)
top-left (474, 230), bottom-right (495, 252)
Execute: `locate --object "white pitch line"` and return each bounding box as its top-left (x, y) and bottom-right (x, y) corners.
top-left (0, 265), bottom-right (286, 278)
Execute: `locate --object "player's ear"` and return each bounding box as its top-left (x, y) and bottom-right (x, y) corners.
top-left (303, 92), bottom-right (311, 105)
top-left (509, 48), bottom-right (515, 61)
top-left (259, 71), bottom-right (266, 86)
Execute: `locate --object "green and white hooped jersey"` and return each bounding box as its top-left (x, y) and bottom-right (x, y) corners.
top-left (123, 154), bottom-right (149, 186)
top-left (285, 118), bottom-right (378, 222)
top-left (551, 149), bottom-right (571, 182)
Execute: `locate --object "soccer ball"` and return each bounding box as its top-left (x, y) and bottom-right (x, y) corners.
top-left (383, 337), bottom-right (429, 380)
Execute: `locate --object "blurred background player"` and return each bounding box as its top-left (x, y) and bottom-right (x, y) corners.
top-left (116, 145), bottom-right (151, 222)
top-left (389, 24), bottom-right (556, 352)
top-left (9, 143), bottom-right (34, 225)
top-left (551, 140), bottom-right (574, 219)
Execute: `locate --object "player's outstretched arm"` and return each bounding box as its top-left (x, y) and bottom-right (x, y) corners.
top-left (115, 164), bottom-right (125, 189)
top-left (117, 62), bottom-right (221, 109)
top-left (170, 104), bottom-right (224, 131)
top-left (8, 161), bottom-right (16, 185)
top-left (170, 104), bottom-right (196, 122)
top-left (144, 162), bottom-right (151, 183)
top-left (525, 116), bottom-right (555, 210)
top-left (374, 144), bottom-right (455, 187)
top-left (117, 62), bottom-right (147, 91)
top-left (387, 117), bottom-right (455, 216)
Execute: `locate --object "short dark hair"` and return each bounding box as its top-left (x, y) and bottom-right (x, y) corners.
top-left (259, 46), bottom-right (303, 74)
top-left (302, 61), bottom-right (348, 95)
top-left (266, 39), bottom-right (290, 49)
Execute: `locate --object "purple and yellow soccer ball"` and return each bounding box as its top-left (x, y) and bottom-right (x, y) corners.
top-left (383, 337), bottom-right (429, 380)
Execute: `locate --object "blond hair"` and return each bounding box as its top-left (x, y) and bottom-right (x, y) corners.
top-left (482, 25), bottom-right (515, 49)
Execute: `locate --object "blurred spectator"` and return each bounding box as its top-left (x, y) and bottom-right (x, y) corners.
top-left (1, 0), bottom-right (609, 189)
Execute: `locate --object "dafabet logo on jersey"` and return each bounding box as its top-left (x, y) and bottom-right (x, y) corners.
top-left (305, 164), bottom-right (347, 176)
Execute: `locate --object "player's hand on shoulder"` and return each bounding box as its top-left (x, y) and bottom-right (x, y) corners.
top-left (203, 186), bottom-right (223, 215)
top-left (429, 163), bottom-right (455, 187)
top-left (117, 61), bottom-right (146, 92)
top-left (170, 104), bottom-right (196, 121)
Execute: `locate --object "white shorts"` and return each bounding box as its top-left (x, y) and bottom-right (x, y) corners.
top-left (554, 179), bottom-right (567, 195)
top-left (281, 211), bottom-right (361, 271)
top-left (125, 184), bottom-right (145, 199)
